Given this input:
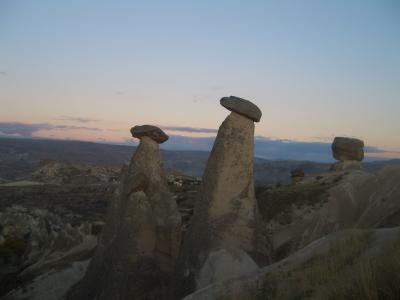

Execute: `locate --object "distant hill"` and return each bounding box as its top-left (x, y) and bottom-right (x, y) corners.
top-left (0, 137), bottom-right (398, 185)
top-left (0, 138), bottom-right (210, 180)
top-left (363, 158), bottom-right (400, 172)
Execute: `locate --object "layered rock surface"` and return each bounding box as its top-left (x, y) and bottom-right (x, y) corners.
top-left (0, 206), bottom-right (97, 298)
top-left (68, 128), bottom-right (181, 300)
top-left (183, 227), bottom-right (400, 300)
top-left (257, 165), bottom-right (400, 261)
top-left (0, 163), bottom-right (201, 299)
top-left (173, 98), bottom-right (270, 298)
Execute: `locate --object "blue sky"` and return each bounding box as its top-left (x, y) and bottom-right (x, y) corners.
top-left (0, 0), bottom-right (399, 156)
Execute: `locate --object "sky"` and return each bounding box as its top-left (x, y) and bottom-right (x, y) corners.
top-left (0, 0), bottom-right (399, 159)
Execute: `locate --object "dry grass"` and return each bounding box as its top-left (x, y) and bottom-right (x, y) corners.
top-left (237, 230), bottom-right (400, 300)
top-left (267, 231), bottom-right (372, 299)
top-left (257, 181), bottom-right (333, 223)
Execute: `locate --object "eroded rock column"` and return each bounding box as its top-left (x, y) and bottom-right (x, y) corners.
top-left (68, 125), bottom-right (181, 300)
top-left (173, 96), bottom-right (271, 298)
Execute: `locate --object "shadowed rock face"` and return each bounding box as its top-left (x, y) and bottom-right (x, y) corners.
top-left (173, 103), bottom-right (270, 298)
top-left (67, 135), bottom-right (181, 300)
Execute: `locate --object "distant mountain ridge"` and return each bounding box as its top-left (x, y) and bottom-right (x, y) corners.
top-left (0, 137), bottom-right (399, 185)
top-left (162, 135), bottom-right (392, 162)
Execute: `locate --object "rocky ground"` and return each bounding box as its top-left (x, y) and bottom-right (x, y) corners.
top-left (183, 227), bottom-right (400, 300)
top-left (1, 159), bottom-right (400, 299)
top-left (184, 164), bottom-right (400, 300)
top-left (0, 161), bottom-right (201, 299)
top-left (258, 165), bottom-right (400, 259)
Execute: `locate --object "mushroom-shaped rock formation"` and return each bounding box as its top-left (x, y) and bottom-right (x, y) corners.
top-left (172, 97), bottom-right (270, 299)
top-left (67, 127), bottom-right (181, 300)
top-left (331, 137), bottom-right (364, 171)
top-left (220, 96), bottom-right (262, 122)
top-left (131, 124), bottom-right (169, 144)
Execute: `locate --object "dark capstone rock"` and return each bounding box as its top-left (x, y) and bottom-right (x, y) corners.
top-left (220, 96), bottom-right (262, 122)
top-left (130, 125), bottom-right (169, 144)
top-left (291, 168), bottom-right (305, 183)
top-left (332, 137), bottom-right (364, 161)
top-left (291, 169), bottom-right (305, 178)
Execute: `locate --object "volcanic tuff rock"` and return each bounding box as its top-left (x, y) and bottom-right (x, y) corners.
top-left (220, 96), bottom-right (262, 122)
top-left (68, 131), bottom-right (181, 300)
top-left (183, 227), bottom-right (400, 300)
top-left (257, 165), bottom-right (400, 262)
top-left (130, 125), bottom-right (169, 144)
top-left (173, 98), bottom-right (270, 298)
top-left (0, 205), bottom-right (97, 298)
top-left (0, 162), bottom-right (202, 299)
top-left (332, 137), bottom-right (364, 161)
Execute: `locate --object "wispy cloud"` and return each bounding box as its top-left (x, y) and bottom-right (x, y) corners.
top-left (107, 128), bottom-right (121, 132)
top-left (0, 122), bottom-right (103, 137)
top-left (364, 146), bottom-right (394, 153)
top-left (0, 123), bottom-right (53, 137)
top-left (0, 132), bottom-right (22, 138)
top-left (53, 125), bottom-right (102, 131)
top-left (0, 71), bottom-right (7, 76)
top-left (311, 136), bottom-right (336, 143)
top-left (209, 86), bottom-right (223, 92)
top-left (160, 126), bottom-right (218, 134)
top-left (56, 116), bottom-right (98, 123)
top-left (1, 123), bottom-right (395, 161)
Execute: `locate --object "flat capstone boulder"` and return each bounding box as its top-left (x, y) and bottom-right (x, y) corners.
top-left (220, 96), bottom-right (262, 122)
top-left (332, 137), bottom-right (364, 161)
top-left (130, 125), bottom-right (169, 144)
